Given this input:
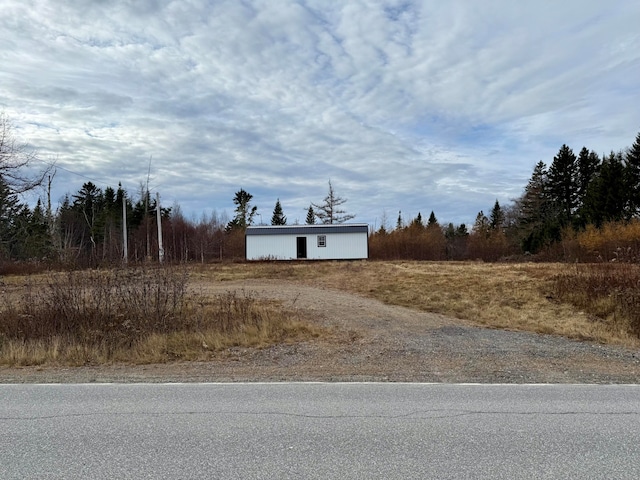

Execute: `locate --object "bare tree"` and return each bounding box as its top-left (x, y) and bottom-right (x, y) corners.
top-left (0, 112), bottom-right (51, 193)
top-left (312, 180), bottom-right (355, 224)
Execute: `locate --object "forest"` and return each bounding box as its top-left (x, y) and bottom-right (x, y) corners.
top-left (2, 108), bottom-right (640, 270)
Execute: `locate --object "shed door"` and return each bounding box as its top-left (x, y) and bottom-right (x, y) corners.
top-left (296, 237), bottom-right (307, 259)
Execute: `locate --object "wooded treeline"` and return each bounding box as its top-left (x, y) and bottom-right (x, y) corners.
top-left (2, 108), bottom-right (640, 268)
top-left (370, 131), bottom-right (640, 261)
top-left (0, 177), bottom-right (236, 266)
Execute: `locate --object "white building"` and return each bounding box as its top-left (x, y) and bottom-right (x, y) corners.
top-left (245, 224), bottom-right (369, 260)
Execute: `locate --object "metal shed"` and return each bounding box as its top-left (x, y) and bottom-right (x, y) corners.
top-left (245, 224), bottom-right (369, 260)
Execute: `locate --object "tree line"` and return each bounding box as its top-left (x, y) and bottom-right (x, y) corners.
top-left (1, 109), bottom-right (360, 267)
top-left (2, 107), bottom-right (640, 267)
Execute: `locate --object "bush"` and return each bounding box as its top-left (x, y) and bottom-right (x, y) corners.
top-left (0, 265), bottom-right (321, 365)
top-left (2, 266), bottom-right (189, 348)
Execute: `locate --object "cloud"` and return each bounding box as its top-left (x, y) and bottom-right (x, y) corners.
top-left (1, 0), bottom-right (639, 226)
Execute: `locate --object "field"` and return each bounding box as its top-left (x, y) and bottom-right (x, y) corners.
top-left (2, 261), bottom-right (640, 380)
top-left (193, 260), bottom-right (640, 347)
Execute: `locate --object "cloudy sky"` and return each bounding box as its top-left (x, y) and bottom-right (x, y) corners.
top-left (1, 0), bottom-right (639, 228)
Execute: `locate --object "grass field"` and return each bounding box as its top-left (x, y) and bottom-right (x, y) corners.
top-left (2, 260), bottom-right (639, 366)
top-left (192, 260), bottom-right (640, 348)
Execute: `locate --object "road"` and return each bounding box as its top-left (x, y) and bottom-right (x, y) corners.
top-left (2, 383), bottom-right (640, 479)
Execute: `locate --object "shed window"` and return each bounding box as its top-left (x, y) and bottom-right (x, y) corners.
top-left (317, 235), bottom-right (326, 247)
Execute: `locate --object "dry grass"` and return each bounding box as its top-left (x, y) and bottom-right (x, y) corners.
top-left (4, 259), bottom-right (639, 367)
top-left (204, 260), bottom-right (640, 348)
top-left (0, 266), bottom-right (324, 366)
top-left (554, 263), bottom-right (640, 339)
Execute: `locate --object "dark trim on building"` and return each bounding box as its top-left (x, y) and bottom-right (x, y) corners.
top-left (246, 224), bottom-right (368, 236)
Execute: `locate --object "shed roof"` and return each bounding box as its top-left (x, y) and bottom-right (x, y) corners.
top-left (246, 224), bottom-right (369, 236)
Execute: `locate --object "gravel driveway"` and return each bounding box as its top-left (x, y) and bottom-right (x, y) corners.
top-left (2, 280), bottom-right (640, 383)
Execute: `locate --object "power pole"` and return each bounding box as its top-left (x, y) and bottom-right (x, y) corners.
top-left (156, 191), bottom-right (164, 263)
top-left (122, 196), bottom-right (128, 264)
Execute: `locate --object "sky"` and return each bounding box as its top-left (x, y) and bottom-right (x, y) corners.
top-left (1, 0), bottom-right (639, 229)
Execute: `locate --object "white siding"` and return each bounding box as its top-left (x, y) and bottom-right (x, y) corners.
top-left (246, 232), bottom-right (368, 260)
top-left (246, 234), bottom-right (297, 260)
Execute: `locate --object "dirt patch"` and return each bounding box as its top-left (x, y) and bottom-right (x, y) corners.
top-left (2, 279), bottom-right (640, 383)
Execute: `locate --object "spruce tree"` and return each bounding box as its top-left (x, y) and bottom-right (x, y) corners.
top-left (548, 144), bottom-right (578, 224)
top-left (0, 175), bottom-right (21, 259)
top-left (576, 148), bottom-right (601, 225)
top-left (396, 211), bottom-right (403, 230)
top-left (271, 199), bottom-right (287, 225)
top-left (472, 211), bottom-right (490, 237)
top-left (582, 151), bottom-right (626, 226)
top-left (489, 200), bottom-right (504, 230)
top-left (515, 161), bottom-right (557, 253)
top-left (305, 205), bottom-right (315, 225)
top-left (410, 212), bottom-right (424, 229)
top-left (625, 131), bottom-right (640, 217)
top-left (427, 211), bottom-right (438, 229)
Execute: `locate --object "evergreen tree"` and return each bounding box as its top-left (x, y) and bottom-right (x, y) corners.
top-left (456, 224), bottom-right (469, 236)
top-left (409, 212), bottom-right (424, 229)
top-left (575, 148), bottom-right (601, 224)
top-left (514, 161), bottom-right (558, 252)
top-left (305, 205), bottom-right (315, 225)
top-left (444, 223), bottom-right (456, 239)
top-left (547, 144), bottom-right (578, 224)
top-left (489, 200), bottom-right (505, 230)
top-left (271, 199), bottom-right (287, 225)
top-left (311, 180), bottom-right (355, 224)
top-left (226, 188), bottom-right (257, 230)
top-left (427, 211), bottom-right (438, 229)
top-left (12, 200), bottom-right (51, 259)
top-left (582, 151), bottom-right (626, 226)
top-left (577, 148), bottom-right (600, 203)
top-left (625, 131), bottom-right (640, 217)
top-left (472, 210), bottom-right (490, 237)
top-left (0, 175), bottom-right (22, 259)
top-left (72, 181), bottom-right (104, 254)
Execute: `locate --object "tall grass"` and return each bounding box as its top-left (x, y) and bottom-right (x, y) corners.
top-left (554, 263), bottom-right (640, 338)
top-left (0, 266), bottom-right (321, 366)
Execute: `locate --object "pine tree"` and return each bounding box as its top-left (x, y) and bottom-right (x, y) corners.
top-left (305, 205), bottom-right (315, 225)
top-left (226, 189), bottom-right (257, 230)
top-left (311, 180), bottom-right (355, 224)
top-left (271, 199), bottom-right (287, 225)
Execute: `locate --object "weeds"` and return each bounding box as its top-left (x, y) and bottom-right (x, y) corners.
top-left (554, 263), bottom-right (640, 338)
top-left (0, 265), bottom-right (321, 366)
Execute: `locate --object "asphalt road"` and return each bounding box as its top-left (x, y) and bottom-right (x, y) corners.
top-left (2, 383), bottom-right (640, 479)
